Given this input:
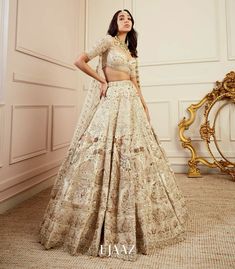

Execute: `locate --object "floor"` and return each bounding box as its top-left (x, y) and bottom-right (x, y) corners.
top-left (0, 173), bottom-right (235, 269)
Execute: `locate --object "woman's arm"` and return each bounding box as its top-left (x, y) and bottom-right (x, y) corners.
top-left (74, 35), bottom-right (113, 83)
top-left (74, 53), bottom-right (106, 83)
top-left (74, 35), bottom-right (113, 97)
top-left (74, 53), bottom-right (108, 98)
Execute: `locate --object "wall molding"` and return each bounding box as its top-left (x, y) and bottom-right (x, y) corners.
top-left (13, 72), bottom-right (77, 91)
top-left (15, 0), bottom-right (77, 70)
top-left (9, 105), bottom-right (50, 164)
top-left (170, 163), bottom-right (223, 174)
top-left (51, 105), bottom-right (77, 151)
top-left (225, 0), bottom-right (235, 61)
top-left (166, 149), bottom-right (235, 158)
top-left (0, 104), bottom-right (5, 168)
top-left (0, 166), bottom-right (59, 206)
top-left (0, 0), bottom-right (9, 103)
top-left (141, 79), bottom-right (215, 88)
top-left (133, 0), bottom-right (220, 67)
top-left (229, 104), bottom-right (235, 141)
top-left (15, 45), bottom-right (76, 70)
top-left (139, 57), bottom-right (220, 68)
top-left (123, 0), bottom-right (132, 11)
top-left (0, 158), bottom-right (62, 195)
top-left (146, 100), bottom-right (171, 141)
top-left (0, 174), bottom-right (56, 214)
top-left (85, 0), bottom-right (126, 51)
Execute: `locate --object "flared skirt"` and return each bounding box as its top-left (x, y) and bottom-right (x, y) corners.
top-left (39, 80), bottom-right (188, 261)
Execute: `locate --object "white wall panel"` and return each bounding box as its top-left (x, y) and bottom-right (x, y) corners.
top-left (16, 0), bottom-right (79, 69)
top-left (10, 105), bottom-right (49, 164)
top-left (86, 0), bottom-right (125, 47)
top-left (51, 105), bottom-right (77, 151)
top-left (134, 0), bottom-right (219, 66)
top-left (230, 104), bottom-right (235, 141)
top-left (0, 104), bottom-right (5, 168)
top-left (226, 0), bottom-right (235, 60)
top-left (147, 100), bottom-right (171, 141)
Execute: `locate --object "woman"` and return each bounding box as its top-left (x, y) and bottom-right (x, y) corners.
top-left (39, 9), bottom-right (188, 261)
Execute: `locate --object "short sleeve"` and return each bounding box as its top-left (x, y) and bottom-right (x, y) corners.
top-left (85, 35), bottom-right (113, 60)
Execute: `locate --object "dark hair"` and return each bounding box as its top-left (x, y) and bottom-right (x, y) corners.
top-left (107, 9), bottom-right (138, 58)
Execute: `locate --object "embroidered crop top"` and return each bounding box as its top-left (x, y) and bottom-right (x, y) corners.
top-left (85, 35), bottom-right (137, 78)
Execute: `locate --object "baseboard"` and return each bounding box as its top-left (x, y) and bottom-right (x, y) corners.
top-left (172, 163), bottom-right (221, 174)
top-left (0, 175), bottom-right (55, 214)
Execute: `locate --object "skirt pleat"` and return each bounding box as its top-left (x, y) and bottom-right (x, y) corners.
top-left (39, 80), bottom-right (188, 261)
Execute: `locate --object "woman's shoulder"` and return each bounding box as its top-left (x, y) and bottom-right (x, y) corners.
top-left (94, 34), bottom-right (114, 48)
top-left (103, 34), bottom-right (114, 43)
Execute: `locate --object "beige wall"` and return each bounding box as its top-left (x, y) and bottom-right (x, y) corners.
top-left (1, 0), bottom-right (235, 212)
top-left (133, 0), bottom-right (235, 169)
top-left (0, 0), bottom-right (86, 212)
top-left (85, 0), bottom-right (235, 171)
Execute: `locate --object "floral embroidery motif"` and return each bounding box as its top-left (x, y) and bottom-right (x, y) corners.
top-left (39, 80), bottom-right (188, 262)
top-left (85, 35), bottom-right (137, 78)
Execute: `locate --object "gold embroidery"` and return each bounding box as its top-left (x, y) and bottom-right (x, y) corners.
top-left (39, 80), bottom-right (188, 262)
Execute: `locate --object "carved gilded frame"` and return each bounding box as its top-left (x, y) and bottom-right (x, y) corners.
top-left (178, 71), bottom-right (235, 180)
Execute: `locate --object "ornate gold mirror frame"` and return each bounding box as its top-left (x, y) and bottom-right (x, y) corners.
top-left (178, 71), bottom-right (235, 180)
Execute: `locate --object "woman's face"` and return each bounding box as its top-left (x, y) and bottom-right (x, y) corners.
top-left (117, 11), bottom-right (132, 33)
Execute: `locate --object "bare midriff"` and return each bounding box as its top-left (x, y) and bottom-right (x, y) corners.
top-left (103, 66), bottom-right (131, 82)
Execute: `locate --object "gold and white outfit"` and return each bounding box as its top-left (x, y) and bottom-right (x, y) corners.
top-left (39, 35), bottom-right (188, 261)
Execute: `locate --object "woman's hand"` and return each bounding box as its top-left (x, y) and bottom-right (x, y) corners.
top-left (100, 80), bottom-right (108, 98)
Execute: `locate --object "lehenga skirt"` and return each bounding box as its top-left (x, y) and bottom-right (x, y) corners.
top-left (39, 80), bottom-right (188, 261)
